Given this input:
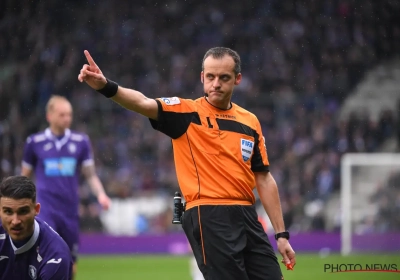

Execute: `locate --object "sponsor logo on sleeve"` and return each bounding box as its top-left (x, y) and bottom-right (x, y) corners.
top-left (47, 258), bottom-right (62, 264)
top-left (161, 97), bottom-right (180, 105)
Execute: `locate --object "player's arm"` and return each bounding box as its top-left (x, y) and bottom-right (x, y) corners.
top-left (21, 136), bottom-right (36, 178)
top-left (251, 118), bottom-right (283, 228)
top-left (80, 135), bottom-right (111, 210)
top-left (252, 117), bottom-right (296, 268)
top-left (78, 50), bottom-right (158, 120)
top-left (82, 164), bottom-right (105, 196)
top-left (82, 164), bottom-right (110, 210)
top-left (255, 172), bottom-right (296, 269)
top-left (111, 87), bottom-right (158, 120)
top-left (254, 172), bottom-right (285, 234)
top-left (39, 257), bottom-right (73, 280)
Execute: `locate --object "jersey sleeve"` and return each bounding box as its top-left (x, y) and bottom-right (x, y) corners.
top-left (22, 136), bottom-right (37, 170)
top-left (251, 117), bottom-right (270, 172)
top-left (81, 135), bottom-right (94, 167)
top-left (39, 255), bottom-right (73, 280)
top-left (149, 97), bottom-right (200, 139)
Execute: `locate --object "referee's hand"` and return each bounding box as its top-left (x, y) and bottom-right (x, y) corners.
top-left (277, 238), bottom-right (296, 270)
top-left (78, 50), bottom-right (107, 90)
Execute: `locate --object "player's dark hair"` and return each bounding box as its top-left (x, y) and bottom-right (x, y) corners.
top-left (202, 47), bottom-right (241, 75)
top-left (0, 176), bottom-right (36, 203)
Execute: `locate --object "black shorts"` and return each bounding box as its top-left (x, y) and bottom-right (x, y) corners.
top-left (182, 205), bottom-right (283, 280)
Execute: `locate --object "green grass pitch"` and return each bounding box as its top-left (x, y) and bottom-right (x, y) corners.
top-left (77, 253), bottom-right (400, 280)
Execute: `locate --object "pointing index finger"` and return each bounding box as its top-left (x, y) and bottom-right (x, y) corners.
top-left (84, 50), bottom-right (97, 67)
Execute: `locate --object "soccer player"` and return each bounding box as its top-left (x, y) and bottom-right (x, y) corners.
top-left (78, 47), bottom-right (296, 279)
top-left (0, 175), bottom-right (73, 280)
top-left (21, 95), bottom-right (111, 278)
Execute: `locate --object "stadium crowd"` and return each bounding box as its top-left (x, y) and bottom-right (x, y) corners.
top-left (0, 0), bottom-right (399, 233)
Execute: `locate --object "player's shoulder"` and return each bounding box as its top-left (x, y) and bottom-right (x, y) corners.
top-left (159, 96), bottom-right (196, 106)
top-left (232, 103), bottom-right (258, 121)
top-left (228, 103), bottom-right (262, 132)
top-left (157, 96), bottom-right (198, 114)
top-left (36, 219), bottom-right (70, 252)
top-left (232, 102), bottom-right (255, 116)
top-left (36, 218), bottom-right (60, 239)
top-left (69, 130), bottom-right (89, 142)
top-left (194, 97), bottom-right (207, 105)
top-left (26, 131), bottom-right (47, 144)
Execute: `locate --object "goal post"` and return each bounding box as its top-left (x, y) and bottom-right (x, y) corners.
top-left (340, 153), bottom-right (400, 255)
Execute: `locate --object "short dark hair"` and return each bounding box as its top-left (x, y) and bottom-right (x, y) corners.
top-left (0, 176), bottom-right (36, 203)
top-left (202, 47), bottom-right (241, 75)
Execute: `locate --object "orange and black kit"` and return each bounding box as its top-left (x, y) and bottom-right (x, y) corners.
top-left (149, 96), bottom-right (270, 209)
top-left (149, 96), bottom-right (282, 279)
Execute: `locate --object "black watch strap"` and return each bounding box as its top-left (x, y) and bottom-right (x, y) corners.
top-left (275, 231), bottom-right (290, 240)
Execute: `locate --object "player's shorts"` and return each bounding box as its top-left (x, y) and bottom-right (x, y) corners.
top-left (182, 204), bottom-right (283, 280)
top-left (39, 210), bottom-right (79, 262)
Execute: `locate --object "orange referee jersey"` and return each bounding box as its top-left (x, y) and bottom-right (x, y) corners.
top-left (149, 96), bottom-right (269, 210)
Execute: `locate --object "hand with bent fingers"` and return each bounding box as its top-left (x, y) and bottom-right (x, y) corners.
top-left (78, 50), bottom-right (107, 90)
top-left (277, 238), bottom-right (296, 270)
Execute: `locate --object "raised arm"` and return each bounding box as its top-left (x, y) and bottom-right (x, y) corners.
top-left (78, 50), bottom-right (158, 120)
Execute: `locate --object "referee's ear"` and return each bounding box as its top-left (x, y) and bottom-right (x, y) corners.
top-left (234, 73), bottom-right (242, 85)
top-left (200, 72), bottom-right (204, 84)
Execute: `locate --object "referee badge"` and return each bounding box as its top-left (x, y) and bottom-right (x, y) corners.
top-left (241, 138), bottom-right (254, 162)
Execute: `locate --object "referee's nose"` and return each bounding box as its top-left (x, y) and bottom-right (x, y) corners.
top-left (212, 77), bottom-right (221, 89)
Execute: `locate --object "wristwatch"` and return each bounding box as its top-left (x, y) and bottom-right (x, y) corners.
top-left (274, 231), bottom-right (290, 240)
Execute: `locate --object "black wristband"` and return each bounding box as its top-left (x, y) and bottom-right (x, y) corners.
top-left (275, 231), bottom-right (290, 240)
top-left (96, 79), bottom-right (118, 98)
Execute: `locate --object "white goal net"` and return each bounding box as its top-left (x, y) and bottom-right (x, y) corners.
top-left (341, 153), bottom-right (400, 255)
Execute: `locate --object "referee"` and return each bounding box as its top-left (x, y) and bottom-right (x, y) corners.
top-left (78, 47), bottom-right (296, 280)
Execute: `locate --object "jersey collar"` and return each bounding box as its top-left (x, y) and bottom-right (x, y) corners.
top-left (203, 96), bottom-right (233, 112)
top-left (45, 128), bottom-right (71, 150)
top-left (10, 219), bottom-right (40, 255)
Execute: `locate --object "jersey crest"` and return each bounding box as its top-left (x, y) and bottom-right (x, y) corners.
top-left (28, 265), bottom-right (37, 279)
top-left (68, 143), bottom-right (77, 154)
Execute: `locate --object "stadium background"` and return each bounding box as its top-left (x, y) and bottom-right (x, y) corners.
top-left (0, 0), bottom-right (399, 279)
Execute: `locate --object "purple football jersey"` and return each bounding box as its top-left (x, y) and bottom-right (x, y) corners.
top-left (0, 218), bottom-right (73, 280)
top-left (22, 128), bottom-right (94, 218)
